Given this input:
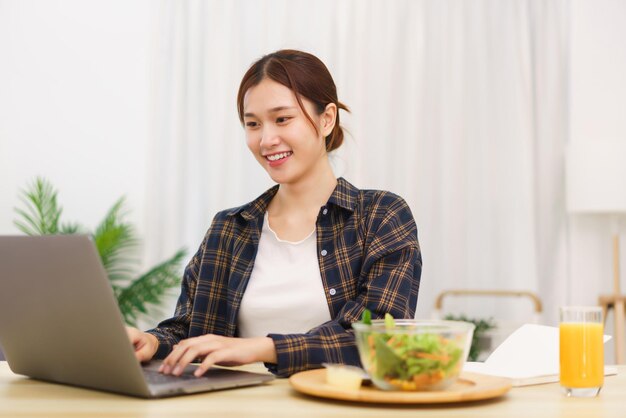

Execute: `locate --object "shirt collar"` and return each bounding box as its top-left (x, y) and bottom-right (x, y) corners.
top-left (327, 177), bottom-right (358, 212)
top-left (226, 184), bottom-right (278, 220)
top-left (226, 177), bottom-right (358, 221)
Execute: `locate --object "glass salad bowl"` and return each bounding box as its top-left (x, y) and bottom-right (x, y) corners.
top-left (352, 317), bottom-right (475, 391)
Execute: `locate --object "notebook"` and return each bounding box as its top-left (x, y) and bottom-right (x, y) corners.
top-left (0, 235), bottom-right (274, 398)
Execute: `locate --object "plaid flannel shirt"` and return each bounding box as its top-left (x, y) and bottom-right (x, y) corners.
top-left (147, 177), bottom-right (422, 377)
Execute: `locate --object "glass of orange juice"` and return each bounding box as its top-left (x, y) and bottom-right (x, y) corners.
top-left (559, 306), bottom-right (603, 397)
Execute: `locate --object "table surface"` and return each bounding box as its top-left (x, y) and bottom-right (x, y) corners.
top-left (0, 362), bottom-right (624, 418)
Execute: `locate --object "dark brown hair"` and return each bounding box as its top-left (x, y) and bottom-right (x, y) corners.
top-left (237, 49), bottom-right (350, 152)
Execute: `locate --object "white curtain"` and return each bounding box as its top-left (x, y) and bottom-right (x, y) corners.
top-left (144, 0), bottom-right (569, 326)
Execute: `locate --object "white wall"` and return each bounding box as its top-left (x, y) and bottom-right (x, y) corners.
top-left (569, 0), bottom-right (626, 363)
top-left (0, 0), bottom-right (151, 248)
top-left (569, 0), bottom-right (626, 298)
top-left (570, 0), bottom-right (626, 144)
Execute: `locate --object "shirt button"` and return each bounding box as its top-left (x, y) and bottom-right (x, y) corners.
top-left (321, 249), bottom-right (328, 256)
top-left (322, 208), bottom-right (328, 215)
top-left (329, 288), bottom-right (336, 296)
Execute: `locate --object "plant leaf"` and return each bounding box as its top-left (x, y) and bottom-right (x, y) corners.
top-left (117, 249), bottom-right (187, 325)
top-left (60, 222), bottom-right (83, 234)
top-left (92, 197), bottom-right (139, 284)
top-left (13, 177), bottom-right (63, 235)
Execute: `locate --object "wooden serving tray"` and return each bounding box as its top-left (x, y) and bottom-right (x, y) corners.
top-left (289, 369), bottom-right (512, 404)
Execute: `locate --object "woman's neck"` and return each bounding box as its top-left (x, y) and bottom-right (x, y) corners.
top-left (270, 163), bottom-right (337, 215)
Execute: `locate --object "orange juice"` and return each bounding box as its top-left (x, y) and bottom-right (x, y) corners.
top-left (559, 322), bottom-right (604, 388)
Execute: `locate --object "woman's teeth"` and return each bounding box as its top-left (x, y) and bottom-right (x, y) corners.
top-left (267, 152), bottom-right (293, 161)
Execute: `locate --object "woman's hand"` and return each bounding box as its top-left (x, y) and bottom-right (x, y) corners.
top-left (158, 335), bottom-right (277, 377)
top-left (126, 326), bottom-right (159, 362)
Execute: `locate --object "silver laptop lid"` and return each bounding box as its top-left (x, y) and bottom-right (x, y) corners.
top-left (0, 235), bottom-right (151, 397)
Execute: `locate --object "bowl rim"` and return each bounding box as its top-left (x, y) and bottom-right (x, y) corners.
top-left (351, 319), bottom-right (475, 333)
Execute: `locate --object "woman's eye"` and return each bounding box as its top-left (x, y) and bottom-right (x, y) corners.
top-left (245, 121), bottom-right (258, 128)
top-left (276, 116), bottom-right (291, 124)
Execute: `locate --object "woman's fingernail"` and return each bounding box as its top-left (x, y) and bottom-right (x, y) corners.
top-left (173, 366), bottom-right (182, 375)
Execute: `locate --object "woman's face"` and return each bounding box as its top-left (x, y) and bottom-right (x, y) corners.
top-left (243, 78), bottom-right (335, 185)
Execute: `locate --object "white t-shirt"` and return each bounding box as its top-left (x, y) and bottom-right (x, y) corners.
top-left (237, 212), bottom-right (332, 338)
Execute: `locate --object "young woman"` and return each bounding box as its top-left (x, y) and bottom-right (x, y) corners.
top-left (127, 49), bottom-right (422, 378)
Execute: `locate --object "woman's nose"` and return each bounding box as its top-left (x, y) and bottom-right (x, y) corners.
top-left (259, 125), bottom-right (280, 147)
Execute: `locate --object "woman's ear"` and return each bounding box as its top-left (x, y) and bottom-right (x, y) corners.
top-left (321, 103), bottom-right (337, 137)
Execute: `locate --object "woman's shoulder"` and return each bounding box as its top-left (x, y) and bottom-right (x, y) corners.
top-left (357, 190), bottom-right (414, 230)
top-left (338, 178), bottom-right (411, 214)
top-left (359, 188), bottom-right (409, 208)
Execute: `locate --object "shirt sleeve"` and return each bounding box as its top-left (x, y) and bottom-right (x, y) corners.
top-left (145, 233), bottom-right (206, 359)
top-left (267, 195), bottom-right (422, 377)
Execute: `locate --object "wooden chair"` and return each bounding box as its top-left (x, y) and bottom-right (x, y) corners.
top-left (597, 235), bottom-right (626, 365)
top-left (599, 294), bottom-right (626, 364)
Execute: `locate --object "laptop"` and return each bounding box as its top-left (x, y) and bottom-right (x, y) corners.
top-left (0, 235), bottom-right (274, 398)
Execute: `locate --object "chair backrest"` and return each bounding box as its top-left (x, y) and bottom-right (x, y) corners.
top-left (432, 289), bottom-right (543, 361)
top-left (432, 289), bottom-right (543, 320)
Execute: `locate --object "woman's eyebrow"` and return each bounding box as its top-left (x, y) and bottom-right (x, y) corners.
top-left (244, 106), bottom-right (297, 118)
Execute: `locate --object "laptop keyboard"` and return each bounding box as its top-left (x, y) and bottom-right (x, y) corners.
top-left (143, 369), bottom-right (200, 385)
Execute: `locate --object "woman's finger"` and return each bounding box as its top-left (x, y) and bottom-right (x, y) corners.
top-left (160, 343), bottom-right (191, 374)
top-left (194, 350), bottom-right (230, 377)
top-left (162, 335), bottom-right (223, 375)
top-left (171, 344), bottom-right (208, 376)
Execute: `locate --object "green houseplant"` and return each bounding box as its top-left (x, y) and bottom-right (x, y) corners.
top-left (444, 314), bottom-right (497, 361)
top-left (13, 177), bottom-right (186, 326)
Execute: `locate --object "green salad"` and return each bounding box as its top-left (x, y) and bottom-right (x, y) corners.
top-left (358, 310), bottom-right (464, 390)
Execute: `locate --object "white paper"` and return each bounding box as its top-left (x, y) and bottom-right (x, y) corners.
top-left (463, 323), bottom-right (614, 385)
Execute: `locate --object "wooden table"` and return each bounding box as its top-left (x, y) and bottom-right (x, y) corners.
top-left (0, 362), bottom-right (624, 418)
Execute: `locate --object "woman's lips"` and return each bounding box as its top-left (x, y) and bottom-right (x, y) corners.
top-left (265, 151), bottom-right (293, 167)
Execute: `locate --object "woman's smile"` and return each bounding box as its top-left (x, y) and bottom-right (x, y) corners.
top-left (265, 151), bottom-right (293, 167)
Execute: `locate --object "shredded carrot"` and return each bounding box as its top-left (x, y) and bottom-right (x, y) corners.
top-left (415, 352), bottom-right (450, 363)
